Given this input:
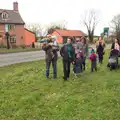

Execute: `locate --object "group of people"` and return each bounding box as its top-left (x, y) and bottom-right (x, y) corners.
top-left (42, 35), bottom-right (120, 80)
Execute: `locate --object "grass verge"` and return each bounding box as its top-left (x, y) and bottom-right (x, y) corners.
top-left (0, 51), bottom-right (120, 120)
top-left (0, 48), bottom-right (40, 54)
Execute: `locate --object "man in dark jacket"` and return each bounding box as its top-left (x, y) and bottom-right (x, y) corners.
top-left (42, 41), bottom-right (59, 79)
top-left (60, 37), bottom-right (75, 80)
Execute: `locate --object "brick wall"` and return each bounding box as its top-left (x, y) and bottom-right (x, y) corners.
top-left (0, 24), bottom-right (25, 46)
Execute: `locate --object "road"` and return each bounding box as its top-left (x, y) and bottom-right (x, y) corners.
top-left (0, 44), bottom-right (111, 67)
top-left (0, 51), bottom-right (45, 67)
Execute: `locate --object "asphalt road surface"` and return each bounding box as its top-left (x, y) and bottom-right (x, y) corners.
top-left (0, 44), bottom-right (111, 67)
top-left (0, 51), bottom-right (45, 67)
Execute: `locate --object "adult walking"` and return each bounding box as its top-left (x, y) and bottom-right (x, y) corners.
top-left (81, 37), bottom-right (88, 70)
top-left (60, 37), bottom-right (75, 80)
top-left (96, 36), bottom-right (105, 64)
top-left (42, 38), bottom-right (59, 79)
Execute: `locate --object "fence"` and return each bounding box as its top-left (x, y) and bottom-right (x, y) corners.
top-left (34, 42), bottom-right (43, 49)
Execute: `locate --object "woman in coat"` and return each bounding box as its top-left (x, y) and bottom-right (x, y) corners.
top-left (111, 38), bottom-right (120, 51)
top-left (60, 37), bottom-right (75, 80)
top-left (96, 36), bottom-right (105, 64)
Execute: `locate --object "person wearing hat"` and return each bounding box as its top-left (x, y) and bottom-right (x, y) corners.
top-left (89, 48), bottom-right (97, 72)
top-left (42, 39), bottom-right (59, 79)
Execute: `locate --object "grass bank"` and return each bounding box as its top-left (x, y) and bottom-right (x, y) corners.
top-left (0, 51), bottom-right (120, 120)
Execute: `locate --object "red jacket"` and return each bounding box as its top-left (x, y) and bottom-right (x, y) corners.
top-left (90, 53), bottom-right (97, 61)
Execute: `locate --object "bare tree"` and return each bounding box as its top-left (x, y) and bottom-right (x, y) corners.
top-left (47, 20), bottom-right (67, 34)
top-left (25, 23), bottom-right (47, 41)
top-left (111, 14), bottom-right (120, 39)
top-left (81, 9), bottom-right (100, 43)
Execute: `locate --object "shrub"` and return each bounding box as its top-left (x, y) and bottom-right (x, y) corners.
top-left (11, 44), bottom-right (18, 49)
top-left (20, 45), bottom-right (26, 49)
top-left (0, 43), bottom-right (6, 48)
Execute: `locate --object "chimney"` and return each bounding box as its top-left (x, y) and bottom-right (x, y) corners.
top-left (13, 2), bottom-right (18, 11)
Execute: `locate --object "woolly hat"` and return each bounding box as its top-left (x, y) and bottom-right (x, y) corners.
top-left (91, 49), bottom-right (95, 53)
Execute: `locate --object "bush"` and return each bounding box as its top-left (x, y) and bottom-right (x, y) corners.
top-left (20, 45), bottom-right (26, 49)
top-left (0, 43), bottom-right (6, 48)
top-left (11, 44), bottom-right (18, 49)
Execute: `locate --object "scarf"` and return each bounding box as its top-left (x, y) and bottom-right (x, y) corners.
top-left (67, 44), bottom-right (72, 58)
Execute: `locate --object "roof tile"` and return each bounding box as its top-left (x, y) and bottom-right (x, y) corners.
top-left (55, 29), bottom-right (87, 37)
top-left (0, 9), bottom-right (25, 24)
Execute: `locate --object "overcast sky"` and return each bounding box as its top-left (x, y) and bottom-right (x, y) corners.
top-left (1, 0), bottom-right (120, 35)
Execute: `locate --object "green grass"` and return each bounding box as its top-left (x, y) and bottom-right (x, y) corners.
top-left (0, 52), bottom-right (120, 120)
top-left (0, 48), bottom-right (40, 54)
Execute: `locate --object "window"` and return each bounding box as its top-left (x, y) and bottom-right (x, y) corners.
top-left (2, 12), bottom-right (8, 20)
top-left (8, 24), bottom-right (15, 30)
top-left (10, 36), bottom-right (16, 43)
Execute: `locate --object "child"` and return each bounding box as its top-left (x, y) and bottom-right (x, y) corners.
top-left (90, 49), bottom-right (97, 72)
top-left (73, 49), bottom-right (83, 74)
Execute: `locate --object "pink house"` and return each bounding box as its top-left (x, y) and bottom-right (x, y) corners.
top-left (49, 29), bottom-right (87, 44)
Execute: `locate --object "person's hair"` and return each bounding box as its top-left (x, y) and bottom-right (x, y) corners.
top-left (114, 38), bottom-right (120, 45)
top-left (116, 38), bottom-right (119, 42)
top-left (117, 38), bottom-right (120, 45)
top-left (67, 37), bottom-right (73, 41)
top-left (98, 36), bottom-right (102, 40)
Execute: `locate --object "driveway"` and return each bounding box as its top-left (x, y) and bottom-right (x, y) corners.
top-left (0, 44), bottom-right (111, 67)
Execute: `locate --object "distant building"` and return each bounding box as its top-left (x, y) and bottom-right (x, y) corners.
top-left (0, 2), bottom-right (35, 47)
top-left (48, 29), bottom-right (87, 44)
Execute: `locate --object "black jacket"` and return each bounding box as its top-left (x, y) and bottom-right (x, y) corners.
top-left (60, 44), bottom-right (75, 61)
top-left (97, 43), bottom-right (104, 55)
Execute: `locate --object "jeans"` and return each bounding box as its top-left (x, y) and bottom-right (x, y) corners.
top-left (46, 60), bottom-right (57, 78)
top-left (98, 54), bottom-right (103, 64)
top-left (63, 60), bottom-right (71, 80)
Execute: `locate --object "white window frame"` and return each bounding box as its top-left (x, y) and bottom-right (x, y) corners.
top-left (10, 35), bottom-right (16, 43)
top-left (2, 12), bottom-right (8, 20)
top-left (8, 24), bottom-right (15, 30)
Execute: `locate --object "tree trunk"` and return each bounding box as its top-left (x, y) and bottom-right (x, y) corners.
top-left (116, 31), bottom-right (120, 40)
top-left (88, 30), bottom-right (94, 43)
top-left (6, 36), bottom-right (10, 49)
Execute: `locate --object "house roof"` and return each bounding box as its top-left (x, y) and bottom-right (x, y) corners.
top-left (54, 29), bottom-right (87, 37)
top-left (24, 28), bottom-right (35, 34)
top-left (0, 9), bottom-right (25, 24)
